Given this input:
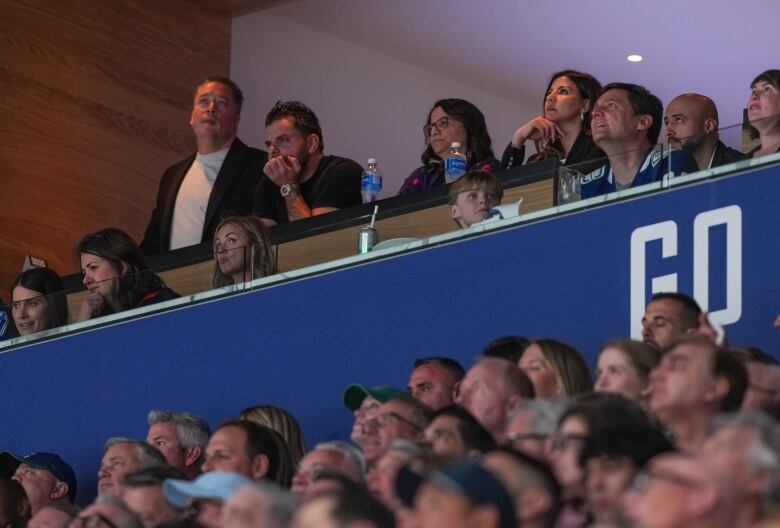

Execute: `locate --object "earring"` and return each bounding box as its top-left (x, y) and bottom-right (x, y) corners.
top-left (580, 113), bottom-right (585, 122)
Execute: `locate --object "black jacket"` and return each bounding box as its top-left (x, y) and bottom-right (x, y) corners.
top-left (711, 140), bottom-right (748, 168)
top-left (140, 138), bottom-right (267, 255)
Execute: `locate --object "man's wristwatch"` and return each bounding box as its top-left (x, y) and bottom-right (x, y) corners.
top-left (280, 183), bottom-right (299, 197)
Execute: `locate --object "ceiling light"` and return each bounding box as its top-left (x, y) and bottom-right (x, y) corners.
top-left (627, 54), bottom-right (643, 62)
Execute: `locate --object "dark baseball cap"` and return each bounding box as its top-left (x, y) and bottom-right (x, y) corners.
top-left (395, 461), bottom-right (516, 528)
top-left (342, 384), bottom-right (407, 411)
top-left (0, 451), bottom-right (78, 502)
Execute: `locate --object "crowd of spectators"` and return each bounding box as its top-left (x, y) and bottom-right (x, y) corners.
top-left (1, 293), bottom-right (779, 528)
top-left (4, 67), bottom-right (780, 340)
top-left (1, 67), bottom-right (779, 528)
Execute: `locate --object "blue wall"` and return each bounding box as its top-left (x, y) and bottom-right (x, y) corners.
top-left (1, 163), bottom-right (778, 503)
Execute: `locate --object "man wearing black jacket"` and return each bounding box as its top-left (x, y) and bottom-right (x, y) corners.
top-left (141, 76), bottom-right (266, 255)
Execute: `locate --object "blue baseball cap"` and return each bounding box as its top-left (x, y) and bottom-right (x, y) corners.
top-left (395, 461), bottom-right (516, 528)
top-left (163, 471), bottom-right (251, 507)
top-left (0, 451), bottom-right (77, 502)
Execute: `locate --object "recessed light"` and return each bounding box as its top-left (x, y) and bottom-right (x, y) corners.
top-left (627, 54), bottom-right (643, 62)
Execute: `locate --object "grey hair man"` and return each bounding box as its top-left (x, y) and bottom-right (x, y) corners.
top-left (98, 438), bottom-right (168, 497)
top-left (456, 357), bottom-right (535, 442)
top-left (221, 481), bottom-right (299, 528)
top-left (362, 395), bottom-right (433, 466)
top-left (622, 452), bottom-right (734, 528)
top-left (291, 441), bottom-right (365, 499)
top-left (147, 410), bottom-right (211, 479)
top-left (504, 399), bottom-right (568, 462)
top-left (700, 411), bottom-right (780, 528)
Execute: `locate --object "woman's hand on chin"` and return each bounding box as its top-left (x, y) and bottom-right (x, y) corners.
top-left (77, 289), bottom-right (106, 321)
top-left (511, 116), bottom-right (563, 148)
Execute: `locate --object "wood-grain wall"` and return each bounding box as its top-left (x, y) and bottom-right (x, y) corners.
top-left (0, 0), bottom-right (232, 298)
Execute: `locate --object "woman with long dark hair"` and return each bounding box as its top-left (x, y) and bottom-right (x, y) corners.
top-left (76, 227), bottom-right (179, 321)
top-left (502, 69), bottom-right (605, 173)
top-left (398, 98), bottom-right (499, 195)
top-left (10, 267), bottom-right (69, 336)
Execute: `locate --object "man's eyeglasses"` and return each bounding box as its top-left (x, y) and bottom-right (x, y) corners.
top-left (363, 412), bottom-right (421, 433)
top-left (549, 433), bottom-right (587, 452)
top-left (423, 116), bottom-right (457, 137)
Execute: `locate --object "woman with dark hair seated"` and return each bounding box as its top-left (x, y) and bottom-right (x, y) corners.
top-left (747, 69), bottom-right (780, 157)
top-left (76, 227), bottom-right (180, 321)
top-left (10, 267), bottom-right (69, 336)
top-left (502, 70), bottom-right (605, 172)
top-left (212, 215), bottom-right (277, 288)
top-left (397, 98), bottom-right (499, 195)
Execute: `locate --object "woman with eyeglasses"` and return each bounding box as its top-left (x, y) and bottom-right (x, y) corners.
top-left (502, 70), bottom-right (605, 173)
top-left (397, 98), bottom-right (499, 195)
top-left (549, 393), bottom-right (648, 528)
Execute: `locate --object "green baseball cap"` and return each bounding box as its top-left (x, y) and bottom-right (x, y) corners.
top-left (342, 383), bottom-right (407, 411)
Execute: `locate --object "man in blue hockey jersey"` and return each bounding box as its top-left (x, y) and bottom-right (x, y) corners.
top-left (581, 83), bottom-right (698, 198)
top-left (0, 300), bottom-right (11, 340)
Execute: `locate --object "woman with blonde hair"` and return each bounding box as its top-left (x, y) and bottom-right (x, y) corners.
top-left (240, 405), bottom-right (307, 468)
top-left (518, 338), bottom-right (592, 398)
top-left (212, 215), bottom-right (277, 288)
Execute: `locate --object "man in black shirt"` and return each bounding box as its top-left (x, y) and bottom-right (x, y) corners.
top-left (664, 93), bottom-right (748, 170)
top-left (253, 101), bottom-right (362, 225)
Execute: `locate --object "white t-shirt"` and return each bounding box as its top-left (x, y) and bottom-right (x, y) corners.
top-left (169, 148), bottom-right (229, 250)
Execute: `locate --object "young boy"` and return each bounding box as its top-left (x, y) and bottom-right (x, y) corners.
top-left (448, 170), bottom-right (503, 228)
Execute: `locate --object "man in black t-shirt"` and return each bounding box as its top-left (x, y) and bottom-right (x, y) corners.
top-left (253, 101), bottom-right (362, 225)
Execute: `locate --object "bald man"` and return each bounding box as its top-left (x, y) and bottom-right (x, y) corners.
top-left (664, 93), bottom-right (747, 170)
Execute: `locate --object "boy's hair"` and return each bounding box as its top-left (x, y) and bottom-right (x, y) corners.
top-left (447, 170), bottom-right (503, 205)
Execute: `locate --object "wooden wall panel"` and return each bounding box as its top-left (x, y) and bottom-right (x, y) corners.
top-left (0, 0), bottom-right (230, 298)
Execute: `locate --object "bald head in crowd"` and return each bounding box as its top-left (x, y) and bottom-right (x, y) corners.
top-left (456, 357), bottom-right (535, 442)
top-left (665, 93), bottom-right (747, 170)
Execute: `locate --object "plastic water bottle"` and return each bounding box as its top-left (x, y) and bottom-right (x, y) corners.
top-left (361, 158), bottom-right (383, 203)
top-left (445, 142), bottom-right (467, 183)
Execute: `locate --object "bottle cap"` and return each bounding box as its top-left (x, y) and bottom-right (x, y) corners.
top-left (367, 158), bottom-right (377, 165)
top-left (451, 142), bottom-right (461, 149)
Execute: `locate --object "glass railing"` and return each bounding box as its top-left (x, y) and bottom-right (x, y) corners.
top-left (2, 117), bottom-right (776, 349)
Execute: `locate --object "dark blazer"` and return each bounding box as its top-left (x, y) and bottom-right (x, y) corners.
top-left (140, 138), bottom-right (267, 255)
